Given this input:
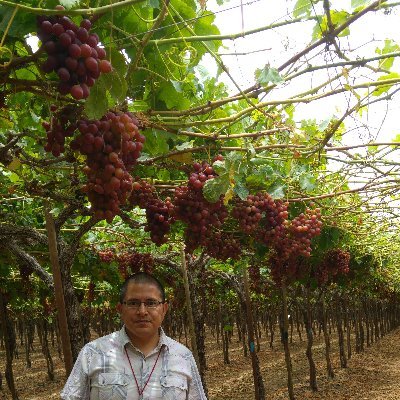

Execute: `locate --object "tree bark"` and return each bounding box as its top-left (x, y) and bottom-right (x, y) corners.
top-left (281, 282), bottom-right (295, 400)
top-left (0, 291), bottom-right (19, 400)
top-left (242, 267), bottom-right (265, 400)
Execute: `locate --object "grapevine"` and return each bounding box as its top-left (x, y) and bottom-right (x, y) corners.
top-left (37, 12), bottom-right (112, 99)
top-left (70, 111), bottom-right (144, 222)
top-left (117, 252), bottom-right (154, 279)
top-left (315, 248), bottom-right (351, 285)
top-left (173, 158), bottom-right (229, 252)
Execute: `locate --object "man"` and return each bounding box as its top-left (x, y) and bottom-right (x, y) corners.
top-left (61, 272), bottom-right (207, 399)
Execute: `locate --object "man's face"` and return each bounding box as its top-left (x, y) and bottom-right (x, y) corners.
top-left (117, 282), bottom-right (168, 344)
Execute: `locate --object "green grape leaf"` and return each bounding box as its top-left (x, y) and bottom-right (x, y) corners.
top-left (85, 80), bottom-right (109, 119)
top-left (158, 81), bottom-right (191, 110)
top-left (293, 0), bottom-right (313, 18)
top-left (212, 160), bottom-right (227, 175)
top-left (175, 141), bottom-right (194, 150)
top-left (351, 0), bottom-right (368, 8)
top-left (100, 70), bottom-right (128, 103)
top-left (108, 48), bottom-right (128, 77)
top-left (203, 176), bottom-right (230, 203)
top-left (375, 39), bottom-right (400, 70)
top-left (60, 0), bottom-right (81, 9)
top-left (130, 100), bottom-right (149, 112)
top-left (250, 157), bottom-right (271, 166)
top-left (372, 72), bottom-right (400, 96)
top-left (299, 173), bottom-right (317, 191)
top-left (234, 181), bottom-right (249, 200)
top-left (0, 7), bottom-right (36, 37)
top-left (143, 129), bottom-right (170, 155)
top-left (267, 182), bottom-right (286, 199)
top-left (142, 0), bottom-right (160, 8)
top-left (254, 65), bottom-right (284, 86)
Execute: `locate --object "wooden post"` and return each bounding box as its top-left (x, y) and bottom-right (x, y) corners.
top-left (180, 246), bottom-right (200, 369)
top-left (242, 266), bottom-right (266, 400)
top-left (0, 291), bottom-right (19, 400)
top-left (281, 282), bottom-right (295, 400)
top-left (44, 202), bottom-right (73, 376)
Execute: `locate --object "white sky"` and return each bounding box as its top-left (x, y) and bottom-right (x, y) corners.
top-left (202, 0), bottom-right (400, 144)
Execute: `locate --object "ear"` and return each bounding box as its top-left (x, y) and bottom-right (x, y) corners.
top-left (161, 301), bottom-right (169, 318)
top-left (116, 303), bottom-right (123, 314)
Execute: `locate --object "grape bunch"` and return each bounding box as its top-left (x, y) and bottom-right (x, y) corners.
top-left (174, 159), bottom-right (228, 252)
top-left (174, 184), bottom-right (228, 252)
top-left (117, 252), bottom-right (154, 279)
top-left (315, 248), bottom-right (350, 285)
top-left (286, 207), bottom-right (322, 258)
top-left (37, 11), bottom-right (112, 100)
top-left (269, 254), bottom-right (307, 286)
top-left (42, 104), bottom-right (77, 157)
top-left (188, 160), bottom-right (218, 191)
top-left (232, 193), bottom-right (270, 233)
top-left (70, 111), bottom-right (144, 222)
top-left (98, 249), bottom-right (115, 263)
top-left (128, 178), bottom-right (157, 208)
top-left (248, 264), bottom-right (261, 292)
top-left (203, 231), bottom-right (241, 261)
top-left (259, 198), bottom-right (289, 246)
top-left (144, 197), bottom-right (174, 246)
top-left (127, 179), bottom-right (173, 246)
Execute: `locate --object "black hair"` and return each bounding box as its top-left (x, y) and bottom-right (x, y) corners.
top-left (119, 272), bottom-right (165, 303)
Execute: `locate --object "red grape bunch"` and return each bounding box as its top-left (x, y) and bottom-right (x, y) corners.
top-left (128, 178), bottom-right (157, 208)
top-left (42, 104), bottom-right (77, 157)
top-left (70, 111), bottom-right (144, 222)
top-left (188, 160), bottom-right (218, 191)
top-left (174, 158), bottom-right (228, 252)
top-left (98, 249), bottom-right (115, 263)
top-left (259, 198), bottom-right (289, 246)
top-left (269, 254), bottom-right (310, 286)
top-left (232, 193), bottom-right (271, 233)
top-left (144, 197), bottom-right (174, 246)
top-left (37, 12), bottom-right (112, 100)
top-left (128, 180), bottom-right (174, 246)
top-left (203, 231), bottom-right (242, 261)
top-left (287, 207), bottom-right (322, 258)
top-left (117, 252), bottom-right (154, 279)
top-left (248, 264), bottom-right (261, 292)
top-left (315, 248), bottom-right (350, 285)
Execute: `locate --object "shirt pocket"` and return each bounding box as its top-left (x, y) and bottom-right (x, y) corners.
top-left (97, 372), bottom-right (128, 400)
top-left (161, 375), bottom-right (188, 400)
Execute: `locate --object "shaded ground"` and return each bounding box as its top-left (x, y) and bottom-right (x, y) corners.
top-left (1, 326), bottom-right (400, 399)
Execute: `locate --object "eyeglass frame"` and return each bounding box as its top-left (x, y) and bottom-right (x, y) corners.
top-left (121, 299), bottom-right (165, 309)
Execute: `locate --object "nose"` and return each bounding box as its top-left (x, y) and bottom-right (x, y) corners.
top-left (137, 302), bottom-right (148, 314)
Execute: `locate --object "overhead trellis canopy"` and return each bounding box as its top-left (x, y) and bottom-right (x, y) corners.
top-left (0, 0), bottom-right (400, 263)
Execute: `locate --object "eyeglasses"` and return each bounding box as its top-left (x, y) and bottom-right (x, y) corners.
top-left (122, 300), bottom-right (164, 309)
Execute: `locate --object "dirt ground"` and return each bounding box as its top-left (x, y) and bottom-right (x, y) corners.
top-left (1, 325), bottom-right (400, 399)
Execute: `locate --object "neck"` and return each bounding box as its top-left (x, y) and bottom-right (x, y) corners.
top-left (126, 329), bottom-right (160, 356)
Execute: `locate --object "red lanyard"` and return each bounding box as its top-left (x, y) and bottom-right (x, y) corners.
top-left (124, 346), bottom-right (162, 397)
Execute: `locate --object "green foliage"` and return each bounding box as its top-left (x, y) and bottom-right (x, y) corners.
top-left (293, 0), bottom-right (314, 18)
top-left (312, 10), bottom-right (350, 40)
top-left (203, 152), bottom-right (247, 203)
top-left (254, 65), bottom-right (284, 87)
top-left (375, 39), bottom-right (400, 70)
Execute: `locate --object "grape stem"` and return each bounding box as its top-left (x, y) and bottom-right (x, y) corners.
top-left (0, 0), bottom-right (147, 16)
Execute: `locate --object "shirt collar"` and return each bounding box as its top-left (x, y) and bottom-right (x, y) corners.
top-left (118, 326), bottom-right (170, 352)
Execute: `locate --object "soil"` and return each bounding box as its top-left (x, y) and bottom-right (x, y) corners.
top-left (1, 325), bottom-right (400, 399)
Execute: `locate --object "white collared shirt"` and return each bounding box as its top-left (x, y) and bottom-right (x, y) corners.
top-left (61, 327), bottom-right (207, 400)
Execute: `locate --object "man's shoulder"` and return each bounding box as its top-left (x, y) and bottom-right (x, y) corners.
top-left (164, 335), bottom-right (193, 357)
top-left (83, 330), bottom-right (121, 353)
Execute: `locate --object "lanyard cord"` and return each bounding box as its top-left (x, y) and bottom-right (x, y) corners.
top-left (124, 346), bottom-right (162, 396)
